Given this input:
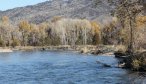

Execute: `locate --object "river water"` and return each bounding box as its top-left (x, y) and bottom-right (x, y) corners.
top-left (0, 51), bottom-right (145, 84)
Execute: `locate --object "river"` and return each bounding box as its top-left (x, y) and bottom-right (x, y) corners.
top-left (0, 51), bottom-right (145, 84)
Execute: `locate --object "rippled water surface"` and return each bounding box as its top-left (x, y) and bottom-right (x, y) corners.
top-left (0, 51), bottom-right (145, 84)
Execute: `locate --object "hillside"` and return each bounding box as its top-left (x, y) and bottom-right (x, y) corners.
top-left (0, 0), bottom-right (113, 24)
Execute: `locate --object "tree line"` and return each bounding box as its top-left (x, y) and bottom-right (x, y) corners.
top-left (0, 16), bottom-right (101, 47)
top-left (0, 14), bottom-right (145, 50)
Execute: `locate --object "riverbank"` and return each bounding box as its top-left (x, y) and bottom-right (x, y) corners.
top-left (0, 48), bottom-right (13, 52)
top-left (0, 45), bottom-right (126, 55)
top-left (115, 50), bottom-right (146, 71)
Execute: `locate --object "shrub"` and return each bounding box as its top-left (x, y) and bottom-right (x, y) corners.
top-left (131, 59), bottom-right (141, 71)
top-left (11, 39), bottom-right (20, 47)
top-left (0, 38), bottom-right (5, 47)
top-left (125, 52), bottom-right (146, 71)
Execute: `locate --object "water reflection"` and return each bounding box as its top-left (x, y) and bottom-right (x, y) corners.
top-left (128, 72), bottom-right (146, 84)
top-left (0, 53), bottom-right (12, 62)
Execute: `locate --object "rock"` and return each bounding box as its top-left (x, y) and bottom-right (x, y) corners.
top-left (118, 63), bottom-right (126, 68)
top-left (103, 64), bottom-right (111, 67)
top-left (80, 47), bottom-right (88, 54)
top-left (42, 48), bottom-right (47, 51)
top-left (96, 61), bottom-right (111, 67)
top-left (92, 50), bottom-right (103, 55)
top-left (0, 49), bottom-right (13, 53)
top-left (114, 51), bottom-right (128, 58)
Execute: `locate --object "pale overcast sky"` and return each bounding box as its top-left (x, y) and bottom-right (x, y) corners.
top-left (0, 0), bottom-right (48, 11)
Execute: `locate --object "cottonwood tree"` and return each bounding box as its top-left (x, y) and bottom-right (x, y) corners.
top-left (0, 16), bottom-right (13, 46)
top-left (28, 24), bottom-right (40, 46)
top-left (18, 20), bottom-right (31, 46)
top-left (39, 22), bottom-right (54, 46)
top-left (135, 16), bottom-right (146, 49)
top-left (11, 28), bottom-right (21, 47)
top-left (52, 18), bottom-right (93, 46)
top-left (114, 0), bottom-right (143, 53)
top-left (91, 21), bottom-right (101, 45)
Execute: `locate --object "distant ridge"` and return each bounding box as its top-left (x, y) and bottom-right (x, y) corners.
top-left (0, 0), bottom-right (113, 24)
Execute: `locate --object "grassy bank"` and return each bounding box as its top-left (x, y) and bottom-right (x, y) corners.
top-left (0, 45), bottom-right (126, 55)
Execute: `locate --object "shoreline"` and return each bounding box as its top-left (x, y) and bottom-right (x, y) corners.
top-left (1, 46), bottom-right (146, 71)
top-left (0, 45), bottom-right (125, 56)
top-left (0, 48), bottom-right (13, 53)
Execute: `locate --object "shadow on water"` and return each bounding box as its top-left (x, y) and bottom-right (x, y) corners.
top-left (127, 72), bottom-right (146, 84)
top-left (0, 51), bottom-right (145, 84)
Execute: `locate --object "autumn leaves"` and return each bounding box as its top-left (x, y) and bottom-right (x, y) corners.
top-left (0, 16), bottom-right (101, 47)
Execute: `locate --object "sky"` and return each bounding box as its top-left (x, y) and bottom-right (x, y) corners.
top-left (0, 0), bottom-right (48, 11)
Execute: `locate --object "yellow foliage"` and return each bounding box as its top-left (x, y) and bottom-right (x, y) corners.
top-left (19, 20), bottom-right (31, 32)
top-left (136, 16), bottom-right (146, 28)
top-left (90, 21), bottom-right (100, 34)
top-left (30, 24), bottom-right (39, 33)
top-left (90, 21), bottom-right (101, 45)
